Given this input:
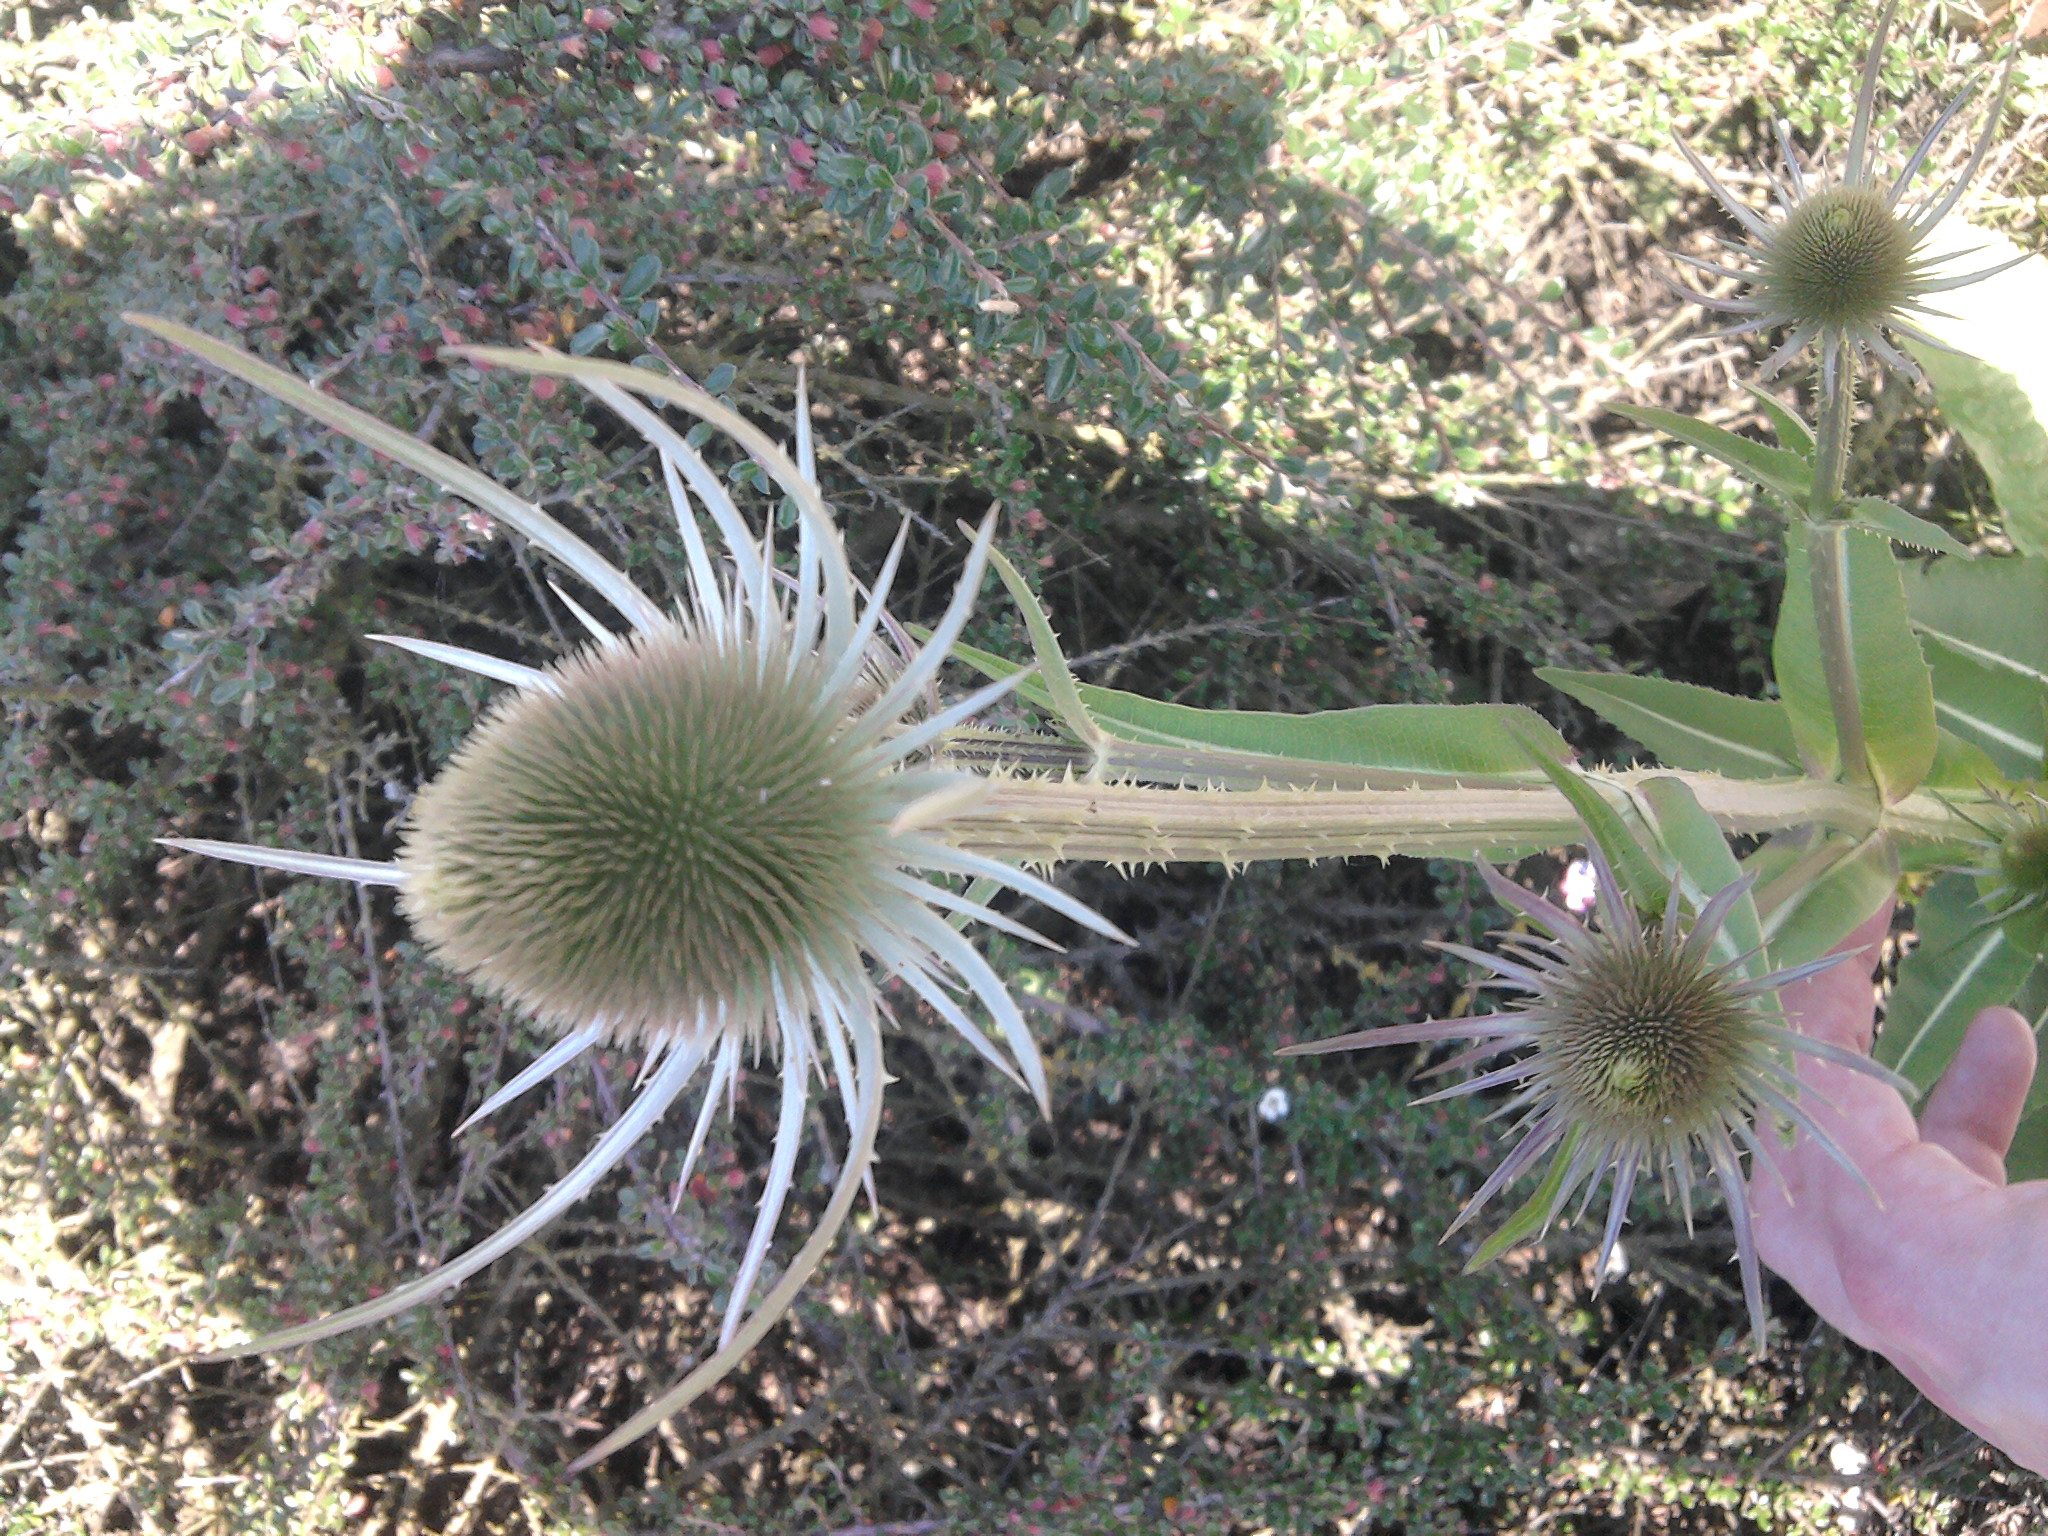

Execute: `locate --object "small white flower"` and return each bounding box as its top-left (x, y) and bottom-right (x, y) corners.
top-left (1256, 1086), bottom-right (1291, 1124)
top-left (131, 316), bottom-right (1125, 1468)
top-left (1829, 1438), bottom-right (1873, 1478)
top-left (1559, 857), bottom-right (1599, 916)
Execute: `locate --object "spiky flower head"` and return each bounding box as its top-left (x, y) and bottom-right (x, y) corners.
top-left (1671, 1), bottom-right (2023, 394)
top-left (127, 314), bottom-right (1125, 1469)
top-left (1280, 847), bottom-right (1906, 1346)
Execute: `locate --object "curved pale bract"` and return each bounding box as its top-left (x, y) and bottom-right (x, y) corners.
top-left (121, 315), bottom-right (666, 634)
top-left (201, 1036), bottom-right (709, 1357)
top-left (155, 838), bottom-right (408, 887)
top-left (848, 508), bottom-right (1005, 756)
top-left (128, 315), bottom-right (1124, 1467)
top-left (565, 1003), bottom-right (884, 1473)
top-left (442, 346), bottom-right (855, 652)
top-left (452, 1023), bottom-right (604, 1137)
top-left (719, 989), bottom-right (812, 1347)
top-left (366, 635), bottom-right (558, 695)
top-left (547, 583), bottom-right (626, 648)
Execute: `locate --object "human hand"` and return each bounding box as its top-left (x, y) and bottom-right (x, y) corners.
top-left (1753, 900), bottom-right (2048, 1474)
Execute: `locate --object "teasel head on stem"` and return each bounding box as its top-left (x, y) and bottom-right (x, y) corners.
top-left (1670, 0), bottom-right (2024, 399)
top-left (1943, 784), bottom-right (2048, 957)
top-left (126, 314), bottom-right (1128, 1470)
top-left (1280, 845), bottom-right (1909, 1347)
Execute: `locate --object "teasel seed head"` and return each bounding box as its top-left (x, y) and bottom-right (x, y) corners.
top-left (1759, 185), bottom-right (1919, 330)
top-left (1542, 925), bottom-right (1759, 1143)
top-left (130, 314), bottom-right (1130, 1470)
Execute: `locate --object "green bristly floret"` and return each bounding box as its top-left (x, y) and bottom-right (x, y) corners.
top-left (401, 624), bottom-right (887, 1044)
top-left (1760, 185), bottom-right (1918, 329)
top-left (1547, 933), bottom-right (1755, 1137)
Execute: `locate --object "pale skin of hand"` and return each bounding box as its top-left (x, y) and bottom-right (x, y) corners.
top-left (1753, 900), bottom-right (2048, 1474)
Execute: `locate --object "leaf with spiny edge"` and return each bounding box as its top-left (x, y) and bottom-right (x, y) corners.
top-left (947, 637), bottom-right (1575, 786)
top-left (1536, 669), bottom-right (1801, 780)
top-left (1739, 382), bottom-right (1814, 458)
top-left (1839, 497), bottom-right (1972, 558)
top-left (1610, 401), bottom-right (1812, 510)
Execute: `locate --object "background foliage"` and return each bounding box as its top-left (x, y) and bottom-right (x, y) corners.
top-left (3, 0), bottom-right (2046, 1529)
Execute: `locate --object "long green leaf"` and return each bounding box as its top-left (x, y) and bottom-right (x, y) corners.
top-left (1610, 402), bottom-right (1812, 509)
top-left (1903, 552), bottom-right (2048, 683)
top-left (1901, 553), bottom-right (2048, 779)
top-left (1923, 726), bottom-right (2012, 793)
top-left (948, 637), bottom-right (1573, 785)
top-left (1903, 226), bottom-right (2048, 555)
top-left (1760, 833), bottom-right (1899, 969)
top-left (1806, 523), bottom-right (1937, 805)
top-left (1636, 777), bottom-right (1761, 976)
top-left (1879, 874), bottom-right (2035, 1097)
top-left (1739, 382), bottom-right (1814, 457)
top-left (1922, 645), bottom-right (2046, 781)
top-left (1517, 742), bottom-right (1668, 917)
top-left (1536, 669), bottom-right (1801, 779)
top-left (1741, 829), bottom-right (1816, 901)
top-left (2004, 964), bottom-right (2048, 1181)
top-left (1773, 521), bottom-right (1837, 777)
top-left (2005, 1106), bottom-right (2048, 1183)
top-left (1075, 690), bottom-right (1573, 774)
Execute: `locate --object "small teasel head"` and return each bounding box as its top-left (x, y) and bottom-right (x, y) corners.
top-left (1951, 786), bottom-right (2048, 954)
top-left (1280, 841), bottom-right (1907, 1348)
top-left (1670, 0), bottom-right (2024, 395)
top-left (1759, 185), bottom-right (1920, 330)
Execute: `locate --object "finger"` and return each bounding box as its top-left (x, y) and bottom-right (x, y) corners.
top-left (1776, 899), bottom-right (1894, 1054)
top-left (1918, 1006), bottom-right (2037, 1184)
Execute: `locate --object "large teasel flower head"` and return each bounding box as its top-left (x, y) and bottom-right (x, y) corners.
top-left (127, 314), bottom-right (1125, 1470)
top-left (400, 612), bottom-right (896, 1047)
top-left (1671, 0), bottom-right (2024, 395)
top-left (1281, 842), bottom-right (1908, 1347)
